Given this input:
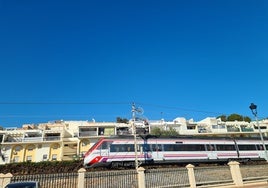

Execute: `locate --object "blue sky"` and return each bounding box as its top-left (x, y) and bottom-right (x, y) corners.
top-left (0, 0), bottom-right (268, 127)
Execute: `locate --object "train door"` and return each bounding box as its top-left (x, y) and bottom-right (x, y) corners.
top-left (141, 143), bottom-right (153, 163)
top-left (257, 144), bottom-right (267, 159)
top-left (99, 141), bottom-right (110, 157)
top-left (151, 143), bottom-right (163, 161)
top-left (206, 144), bottom-right (217, 160)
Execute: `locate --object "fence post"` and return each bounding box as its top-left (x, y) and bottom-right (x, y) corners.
top-left (77, 168), bottom-right (86, 188)
top-left (186, 164), bottom-right (196, 188)
top-left (228, 161), bottom-right (243, 186)
top-left (0, 173), bottom-right (13, 188)
top-left (137, 167), bottom-right (146, 188)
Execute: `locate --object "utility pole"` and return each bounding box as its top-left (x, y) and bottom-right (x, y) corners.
top-left (132, 103), bottom-right (143, 170)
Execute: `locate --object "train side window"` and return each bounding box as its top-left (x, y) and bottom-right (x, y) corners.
top-left (261, 144), bottom-right (268, 150)
top-left (110, 145), bottom-right (119, 152)
top-left (126, 144), bottom-right (135, 152)
top-left (152, 144), bottom-right (162, 151)
top-left (194, 144), bottom-right (205, 151)
top-left (197, 144), bottom-right (206, 151)
top-left (257, 145), bottom-right (265, 150)
top-left (143, 144), bottom-right (151, 152)
top-left (256, 144), bottom-right (268, 150)
top-left (238, 144), bottom-right (256, 151)
top-left (178, 144), bottom-right (206, 151)
top-left (110, 144), bottom-right (135, 152)
top-left (122, 144), bottom-right (135, 152)
top-left (206, 144), bottom-right (214, 151)
top-left (163, 144), bottom-right (175, 151)
top-left (216, 144), bottom-right (235, 151)
top-left (163, 144), bottom-right (205, 151)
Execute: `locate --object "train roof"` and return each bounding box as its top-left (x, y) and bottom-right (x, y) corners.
top-left (107, 134), bottom-right (268, 141)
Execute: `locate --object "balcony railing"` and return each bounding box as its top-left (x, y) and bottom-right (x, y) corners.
top-left (79, 132), bottom-right (98, 137)
top-left (4, 136), bottom-right (61, 143)
top-left (241, 127), bottom-right (254, 132)
top-left (43, 136), bottom-right (61, 141)
top-left (227, 127), bottom-right (240, 132)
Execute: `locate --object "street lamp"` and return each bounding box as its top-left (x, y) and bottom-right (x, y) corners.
top-left (249, 103), bottom-right (268, 161)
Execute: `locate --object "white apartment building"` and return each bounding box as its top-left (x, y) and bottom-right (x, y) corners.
top-left (148, 117), bottom-right (268, 137)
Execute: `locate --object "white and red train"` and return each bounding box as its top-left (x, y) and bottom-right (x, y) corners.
top-left (83, 136), bottom-right (268, 168)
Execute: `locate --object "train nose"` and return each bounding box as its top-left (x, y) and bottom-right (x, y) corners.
top-left (90, 156), bottom-right (102, 164)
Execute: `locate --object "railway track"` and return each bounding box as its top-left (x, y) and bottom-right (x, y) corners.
top-left (85, 159), bottom-right (267, 171)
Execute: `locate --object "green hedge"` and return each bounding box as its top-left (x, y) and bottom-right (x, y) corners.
top-left (0, 160), bottom-right (83, 175)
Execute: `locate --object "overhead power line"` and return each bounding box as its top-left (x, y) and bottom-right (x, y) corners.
top-left (136, 102), bottom-right (224, 116)
top-left (0, 102), bottom-right (131, 105)
top-left (0, 101), bottom-right (253, 119)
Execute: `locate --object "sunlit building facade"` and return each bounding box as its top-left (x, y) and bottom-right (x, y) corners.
top-left (0, 117), bottom-right (267, 164)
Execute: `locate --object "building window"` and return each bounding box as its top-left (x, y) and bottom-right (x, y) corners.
top-left (26, 156), bottom-right (32, 162)
top-left (98, 127), bottom-right (105, 135)
top-left (15, 146), bottom-right (21, 152)
top-left (52, 154), bottom-right (57, 161)
top-left (43, 154), bottom-right (48, 160)
top-left (13, 156), bottom-right (19, 163)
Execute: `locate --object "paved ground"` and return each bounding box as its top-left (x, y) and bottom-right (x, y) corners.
top-left (241, 182), bottom-right (268, 188)
top-left (214, 181), bottom-right (268, 188)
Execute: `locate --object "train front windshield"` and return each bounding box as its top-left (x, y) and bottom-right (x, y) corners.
top-left (84, 138), bottom-right (105, 157)
top-left (96, 141), bottom-right (111, 150)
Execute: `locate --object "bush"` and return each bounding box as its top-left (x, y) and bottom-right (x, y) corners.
top-left (0, 160), bottom-right (83, 175)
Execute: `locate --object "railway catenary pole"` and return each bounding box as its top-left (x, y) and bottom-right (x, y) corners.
top-left (249, 103), bottom-right (268, 162)
top-left (132, 103), bottom-right (142, 170)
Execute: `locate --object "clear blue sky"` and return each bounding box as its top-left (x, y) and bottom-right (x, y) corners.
top-left (0, 0), bottom-right (268, 127)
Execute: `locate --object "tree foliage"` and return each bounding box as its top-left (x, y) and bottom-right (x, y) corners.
top-left (217, 114), bottom-right (251, 122)
top-left (150, 127), bottom-right (179, 136)
top-left (227, 114), bottom-right (243, 121)
top-left (116, 117), bottom-right (129, 123)
top-left (217, 115), bottom-right (227, 122)
top-left (243, 116), bottom-right (251, 123)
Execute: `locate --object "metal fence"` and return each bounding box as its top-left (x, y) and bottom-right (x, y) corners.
top-left (194, 166), bottom-right (232, 186)
top-left (145, 167), bottom-right (189, 188)
top-left (4, 163), bottom-right (268, 188)
top-left (11, 173), bottom-right (78, 188)
top-left (240, 163), bottom-right (268, 182)
top-left (84, 170), bottom-right (137, 188)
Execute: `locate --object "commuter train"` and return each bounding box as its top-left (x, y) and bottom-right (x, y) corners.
top-left (83, 135), bottom-right (268, 168)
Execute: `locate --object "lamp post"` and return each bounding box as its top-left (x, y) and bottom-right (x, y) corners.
top-left (249, 103), bottom-right (268, 161)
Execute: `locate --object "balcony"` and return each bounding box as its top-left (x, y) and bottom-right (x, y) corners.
top-left (3, 136), bottom-right (60, 143)
top-left (227, 127), bottom-right (240, 132)
top-left (43, 136), bottom-right (61, 141)
top-left (241, 127), bottom-right (254, 132)
top-left (79, 131), bottom-right (97, 137)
